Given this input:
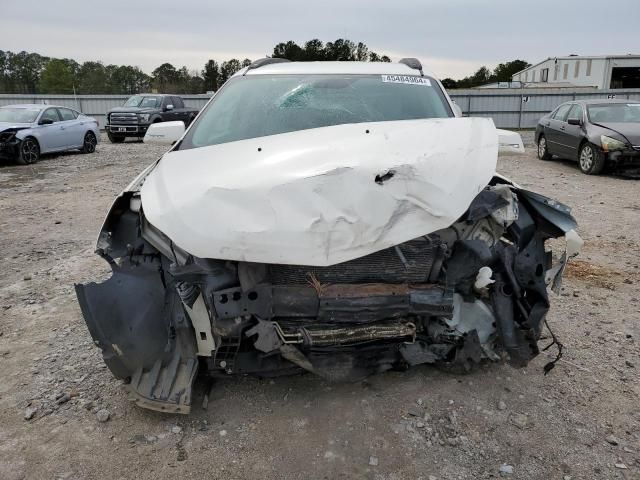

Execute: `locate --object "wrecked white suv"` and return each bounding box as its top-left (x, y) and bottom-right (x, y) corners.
top-left (76, 58), bottom-right (580, 413)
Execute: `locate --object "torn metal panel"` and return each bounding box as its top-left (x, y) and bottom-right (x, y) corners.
top-left (445, 294), bottom-right (498, 360)
top-left (546, 229), bottom-right (584, 293)
top-left (140, 117), bottom-right (498, 266)
top-left (182, 294), bottom-right (216, 356)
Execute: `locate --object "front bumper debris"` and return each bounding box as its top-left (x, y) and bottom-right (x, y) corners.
top-left (75, 178), bottom-right (581, 413)
top-left (0, 131), bottom-right (21, 161)
top-left (607, 148), bottom-right (640, 168)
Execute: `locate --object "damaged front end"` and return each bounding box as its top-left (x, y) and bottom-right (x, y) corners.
top-left (76, 175), bottom-right (580, 414)
top-left (0, 129), bottom-right (22, 161)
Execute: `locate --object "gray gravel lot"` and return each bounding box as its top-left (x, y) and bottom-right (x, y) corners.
top-left (0, 133), bottom-right (639, 480)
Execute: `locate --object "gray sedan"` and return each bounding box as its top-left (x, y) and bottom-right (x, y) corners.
top-left (0, 104), bottom-right (99, 165)
top-left (535, 99), bottom-right (640, 175)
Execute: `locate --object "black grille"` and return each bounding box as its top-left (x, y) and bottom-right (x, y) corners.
top-left (267, 237), bottom-right (440, 285)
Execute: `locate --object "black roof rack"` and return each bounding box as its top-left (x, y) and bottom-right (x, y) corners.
top-left (399, 58), bottom-right (424, 76)
top-left (244, 58), bottom-right (291, 74)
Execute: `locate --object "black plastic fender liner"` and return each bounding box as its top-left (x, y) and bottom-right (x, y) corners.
top-left (75, 261), bottom-right (198, 413)
top-left (491, 234), bottom-right (551, 367)
top-left (491, 273), bottom-right (533, 367)
top-left (75, 263), bottom-right (169, 379)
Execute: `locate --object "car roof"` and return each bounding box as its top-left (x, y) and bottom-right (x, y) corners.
top-left (0, 104), bottom-right (78, 110)
top-left (564, 99), bottom-right (634, 106)
top-left (1, 104), bottom-right (49, 109)
top-left (242, 61), bottom-right (436, 78)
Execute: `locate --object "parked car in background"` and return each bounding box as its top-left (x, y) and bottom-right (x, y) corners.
top-left (0, 104), bottom-right (99, 165)
top-left (535, 99), bottom-right (640, 175)
top-left (105, 94), bottom-right (199, 143)
top-left (76, 58), bottom-right (580, 413)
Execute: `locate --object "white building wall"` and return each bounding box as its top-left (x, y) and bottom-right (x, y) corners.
top-left (512, 57), bottom-right (630, 88)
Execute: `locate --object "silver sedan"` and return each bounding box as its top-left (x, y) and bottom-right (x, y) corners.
top-left (0, 104), bottom-right (100, 164)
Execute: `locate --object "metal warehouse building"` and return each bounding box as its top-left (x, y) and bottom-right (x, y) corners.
top-left (512, 54), bottom-right (640, 89)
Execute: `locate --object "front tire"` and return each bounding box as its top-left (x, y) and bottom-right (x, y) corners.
top-left (107, 131), bottom-right (125, 143)
top-left (82, 131), bottom-right (97, 153)
top-left (537, 135), bottom-right (552, 160)
top-left (17, 137), bottom-right (40, 165)
top-left (578, 142), bottom-right (605, 175)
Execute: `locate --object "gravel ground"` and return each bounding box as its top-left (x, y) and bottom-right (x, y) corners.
top-left (0, 132), bottom-right (639, 480)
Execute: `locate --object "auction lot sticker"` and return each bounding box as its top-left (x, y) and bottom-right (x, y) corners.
top-left (381, 75), bottom-right (431, 86)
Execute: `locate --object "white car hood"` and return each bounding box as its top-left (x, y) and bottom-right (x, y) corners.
top-left (141, 117), bottom-right (498, 266)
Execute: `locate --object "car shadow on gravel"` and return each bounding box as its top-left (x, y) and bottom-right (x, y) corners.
top-left (543, 156), bottom-right (640, 179)
top-left (0, 149), bottom-right (88, 169)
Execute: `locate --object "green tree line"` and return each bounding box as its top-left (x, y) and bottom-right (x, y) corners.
top-left (0, 39), bottom-right (391, 95)
top-left (0, 43), bottom-right (529, 94)
top-left (440, 60), bottom-right (531, 89)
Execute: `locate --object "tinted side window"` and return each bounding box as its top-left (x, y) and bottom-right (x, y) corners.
top-left (41, 108), bottom-right (61, 123)
top-left (567, 105), bottom-right (583, 123)
top-left (173, 96), bottom-right (184, 108)
top-left (553, 104), bottom-right (572, 121)
top-left (58, 108), bottom-right (77, 121)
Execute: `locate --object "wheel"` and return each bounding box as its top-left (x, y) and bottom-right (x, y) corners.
top-left (107, 131), bottom-right (125, 143)
top-left (537, 135), bottom-right (552, 160)
top-left (82, 131), bottom-right (97, 153)
top-left (17, 137), bottom-right (40, 165)
top-left (578, 142), bottom-right (605, 175)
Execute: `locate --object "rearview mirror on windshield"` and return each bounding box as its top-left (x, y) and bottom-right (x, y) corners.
top-left (143, 121), bottom-right (185, 145)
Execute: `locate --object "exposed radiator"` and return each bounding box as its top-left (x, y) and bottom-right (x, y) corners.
top-left (267, 237), bottom-right (443, 285)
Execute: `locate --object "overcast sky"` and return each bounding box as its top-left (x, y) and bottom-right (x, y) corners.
top-left (3, 0), bottom-right (639, 79)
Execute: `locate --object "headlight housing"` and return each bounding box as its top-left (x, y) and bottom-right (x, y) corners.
top-left (600, 135), bottom-right (626, 152)
top-left (139, 113), bottom-right (150, 123)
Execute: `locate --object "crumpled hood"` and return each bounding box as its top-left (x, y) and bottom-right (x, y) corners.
top-left (0, 122), bottom-right (32, 133)
top-left (141, 117), bottom-right (499, 266)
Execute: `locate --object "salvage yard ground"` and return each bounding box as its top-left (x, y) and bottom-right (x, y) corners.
top-left (0, 133), bottom-right (639, 479)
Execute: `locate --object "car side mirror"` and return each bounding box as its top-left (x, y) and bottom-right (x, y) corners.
top-left (165, 104), bottom-right (174, 111)
top-left (39, 118), bottom-right (54, 125)
top-left (143, 120), bottom-right (185, 145)
top-left (567, 118), bottom-right (581, 126)
top-left (452, 103), bottom-right (463, 117)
